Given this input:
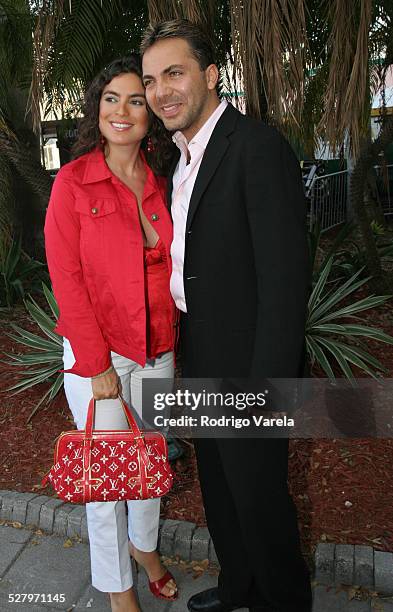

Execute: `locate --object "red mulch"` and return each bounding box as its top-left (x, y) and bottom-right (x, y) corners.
top-left (1, 287), bottom-right (393, 558)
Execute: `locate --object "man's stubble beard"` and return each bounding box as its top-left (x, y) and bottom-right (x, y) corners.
top-left (162, 91), bottom-right (208, 134)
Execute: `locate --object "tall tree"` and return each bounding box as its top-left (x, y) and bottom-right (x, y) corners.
top-left (0, 0), bottom-right (49, 256)
top-left (7, 0), bottom-right (393, 284)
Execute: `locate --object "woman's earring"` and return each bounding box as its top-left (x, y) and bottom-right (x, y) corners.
top-left (100, 134), bottom-right (105, 146)
top-left (147, 137), bottom-right (154, 153)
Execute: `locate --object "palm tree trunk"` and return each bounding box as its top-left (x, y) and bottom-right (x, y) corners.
top-left (349, 115), bottom-right (393, 292)
top-left (364, 168), bottom-right (385, 227)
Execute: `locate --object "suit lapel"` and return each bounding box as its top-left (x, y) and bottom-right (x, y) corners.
top-left (166, 104), bottom-right (240, 226)
top-left (186, 104), bottom-right (239, 232)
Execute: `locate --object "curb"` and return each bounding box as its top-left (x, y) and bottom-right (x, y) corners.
top-left (0, 489), bottom-right (220, 566)
top-left (1, 490), bottom-right (392, 595)
top-left (315, 542), bottom-right (393, 595)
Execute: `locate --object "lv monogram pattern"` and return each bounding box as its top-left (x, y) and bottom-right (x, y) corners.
top-left (45, 431), bottom-right (173, 503)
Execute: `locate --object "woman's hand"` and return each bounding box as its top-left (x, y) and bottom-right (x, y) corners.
top-left (91, 367), bottom-right (120, 400)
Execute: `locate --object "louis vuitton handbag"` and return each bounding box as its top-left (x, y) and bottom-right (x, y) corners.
top-left (41, 396), bottom-right (173, 504)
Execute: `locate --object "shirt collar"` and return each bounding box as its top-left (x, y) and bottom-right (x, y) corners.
top-left (172, 99), bottom-right (228, 154)
top-left (82, 147), bottom-right (159, 200)
top-left (82, 147), bottom-right (112, 184)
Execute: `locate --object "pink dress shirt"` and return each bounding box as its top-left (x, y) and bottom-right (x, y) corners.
top-left (170, 99), bottom-right (228, 312)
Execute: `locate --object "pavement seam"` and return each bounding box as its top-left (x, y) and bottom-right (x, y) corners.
top-left (0, 527), bottom-right (34, 580)
top-left (1, 490), bottom-right (393, 596)
top-left (70, 576), bottom-right (94, 610)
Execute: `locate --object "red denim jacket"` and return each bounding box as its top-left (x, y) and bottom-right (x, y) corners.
top-left (44, 147), bottom-right (176, 377)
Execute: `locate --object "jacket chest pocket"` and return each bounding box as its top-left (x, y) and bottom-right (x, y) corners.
top-left (75, 197), bottom-right (117, 218)
top-left (75, 198), bottom-right (118, 266)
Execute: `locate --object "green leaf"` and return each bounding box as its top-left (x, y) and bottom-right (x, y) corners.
top-left (6, 351), bottom-right (62, 364)
top-left (316, 337), bottom-right (355, 380)
top-left (317, 295), bottom-right (392, 324)
top-left (308, 269), bottom-right (369, 325)
top-left (27, 386), bottom-right (54, 424)
top-left (305, 335), bottom-right (317, 365)
top-left (312, 323), bottom-right (393, 344)
top-left (308, 255), bottom-right (333, 312)
top-left (306, 335), bottom-right (335, 378)
top-left (25, 294), bottom-right (56, 328)
top-left (23, 296), bottom-right (62, 345)
top-left (331, 341), bottom-right (385, 376)
top-left (42, 283), bottom-right (59, 320)
top-left (318, 222), bottom-right (355, 273)
top-left (7, 324), bottom-right (58, 350)
top-left (17, 260), bottom-right (45, 279)
top-left (3, 234), bottom-right (21, 278)
top-left (11, 277), bottom-right (25, 299)
top-left (7, 368), bottom-right (60, 392)
top-left (47, 372), bottom-right (64, 402)
top-left (11, 366), bottom-right (60, 376)
top-left (44, 0), bottom-right (121, 114)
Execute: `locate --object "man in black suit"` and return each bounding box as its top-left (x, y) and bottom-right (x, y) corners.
top-left (141, 19), bottom-right (312, 612)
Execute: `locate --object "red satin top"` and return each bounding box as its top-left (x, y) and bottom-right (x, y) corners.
top-left (144, 238), bottom-right (174, 359)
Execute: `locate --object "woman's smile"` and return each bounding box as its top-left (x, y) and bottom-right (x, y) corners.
top-left (99, 72), bottom-right (148, 146)
top-left (110, 121), bottom-right (134, 131)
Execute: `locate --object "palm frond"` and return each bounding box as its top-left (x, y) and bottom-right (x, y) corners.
top-left (0, 130), bottom-right (52, 203)
top-left (318, 0), bottom-right (373, 157)
top-left (31, 0), bottom-right (121, 123)
top-left (230, 0), bottom-right (308, 135)
top-left (147, 0), bottom-right (214, 26)
top-left (147, 0), bottom-right (181, 22)
top-left (28, 5), bottom-right (61, 132)
top-left (0, 0), bottom-right (33, 107)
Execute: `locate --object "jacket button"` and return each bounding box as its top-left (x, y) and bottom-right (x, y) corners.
top-left (91, 207), bottom-right (98, 214)
top-left (151, 213), bottom-right (159, 221)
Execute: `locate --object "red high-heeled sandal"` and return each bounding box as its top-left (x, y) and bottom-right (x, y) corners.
top-left (132, 548), bottom-right (178, 601)
top-left (148, 569), bottom-right (178, 601)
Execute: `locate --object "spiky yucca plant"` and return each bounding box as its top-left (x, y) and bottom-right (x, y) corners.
top-left (0, 236), bottom-right (46, 308)
top-left (306, 255), bottom-right (393, 379)
top-left (5, 259), bottom-right (393, 424)
top-left (3, 283), bottom-right (63, 422)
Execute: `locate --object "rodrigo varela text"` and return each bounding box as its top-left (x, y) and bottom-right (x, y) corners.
top-left (153, 415), bottom-right (294, 429)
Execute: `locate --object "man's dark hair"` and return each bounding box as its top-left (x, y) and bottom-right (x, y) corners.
top-left (140, 19), bottom-right (216, 71)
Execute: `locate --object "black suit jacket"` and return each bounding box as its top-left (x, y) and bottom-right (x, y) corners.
top-left (167, 103), bottom-right (310, 382)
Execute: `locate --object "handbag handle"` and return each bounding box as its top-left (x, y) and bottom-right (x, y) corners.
top-left (83, 394), bottom-right (152, 480)
top-left (85, 395), bottom-right (142, 439)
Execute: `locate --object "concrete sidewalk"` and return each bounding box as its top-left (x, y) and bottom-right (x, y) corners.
top-left (1, 523), bottom-right (393, 612)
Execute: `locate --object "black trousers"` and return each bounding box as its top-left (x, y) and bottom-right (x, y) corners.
top-left (181, 314), bottom-right (312, 612)
top-left (193, 437), bottom-right (311, 611)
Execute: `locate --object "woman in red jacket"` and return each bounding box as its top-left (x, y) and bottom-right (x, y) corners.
top-left (45, 56), bottom-right (178, 612)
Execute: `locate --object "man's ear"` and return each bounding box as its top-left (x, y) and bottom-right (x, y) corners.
top-left (205, 64), bottom-right (219, 90)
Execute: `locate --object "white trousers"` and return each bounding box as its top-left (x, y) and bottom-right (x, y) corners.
top-left (63, 338), bottom-right (174, 592)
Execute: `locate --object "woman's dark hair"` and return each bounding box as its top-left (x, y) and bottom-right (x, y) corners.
top-left (72, 55), bottom-right (174, 175)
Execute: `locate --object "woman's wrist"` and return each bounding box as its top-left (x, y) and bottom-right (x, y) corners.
top-left (91, 364), bottom-right (114, 379)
